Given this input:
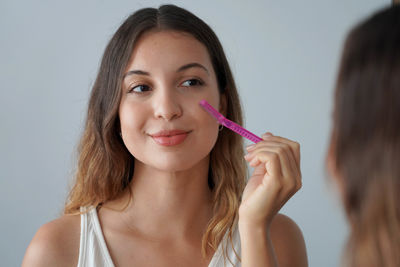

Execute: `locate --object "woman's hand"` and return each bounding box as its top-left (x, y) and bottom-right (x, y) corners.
top-left (239, 132), bottom-right (302, 228)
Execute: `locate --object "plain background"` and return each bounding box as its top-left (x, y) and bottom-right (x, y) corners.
top-left (0, 0), bottom-right (390, 266)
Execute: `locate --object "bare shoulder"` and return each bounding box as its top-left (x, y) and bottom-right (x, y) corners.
top-left (22, 214), bottom-right (81, 267)
top-left (270, 213), bottom-right (308, 267)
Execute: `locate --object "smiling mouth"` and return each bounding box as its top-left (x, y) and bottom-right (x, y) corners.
top-left (150, 130), bottom-right (191, 146)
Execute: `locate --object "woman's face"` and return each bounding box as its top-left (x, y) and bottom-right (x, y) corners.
top-left (119, 30), bottom-right (223, 172)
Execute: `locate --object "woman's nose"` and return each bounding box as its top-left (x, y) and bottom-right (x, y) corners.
top-left (153, 89), bottom-right (183, 121)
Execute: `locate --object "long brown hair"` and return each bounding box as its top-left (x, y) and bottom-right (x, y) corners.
top-left (330, 5), bottom-right (400, 267)
top-left (64, 4), bottom-right (246, 261)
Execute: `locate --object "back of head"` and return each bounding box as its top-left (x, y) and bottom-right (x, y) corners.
top-left (331, 4), bottom-right (400, 267)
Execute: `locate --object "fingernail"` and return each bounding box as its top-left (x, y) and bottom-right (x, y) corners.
top-left (246, 144), bottom-right (255, 151)
top-left (244, 154), bottom-right (251, 160)
top-left (249, 157), bottom-right (260, 166)
top-left (262, 132), bottom-right (273, 138)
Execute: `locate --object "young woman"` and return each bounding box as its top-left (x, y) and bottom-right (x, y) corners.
top-left (23, 5), bottom-right (307, 267)
top-left (327, 4), bottom-right (400, 267)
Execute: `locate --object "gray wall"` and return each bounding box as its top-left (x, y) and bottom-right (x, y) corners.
top-left (0, 0), bottom-right (389, 266)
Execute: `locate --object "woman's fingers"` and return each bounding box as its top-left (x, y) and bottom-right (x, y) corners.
top-left (245, 134), bottom-right (302, 193)
top-left (255, 133), bottom-right (301, 176)
top-left (240, 133), bottom-right (302, 225)
top-left (247, 145), bottom-right (292, 178)
top-left (262, 142), bottom-right (301, 192)
top-left (261, 133), bottom-right (301, 167)
top-left (245, 149), bottom-right (283, 178)
top-left (246, 140), bottom-right (298, 175)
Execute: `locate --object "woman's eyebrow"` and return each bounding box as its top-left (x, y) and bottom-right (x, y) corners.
top-left (123, 62), bottom-right (209, 80)
top-left (177, 63), bottom-right (209, 75)
top-left (123, 70), bottom-right (150, 79)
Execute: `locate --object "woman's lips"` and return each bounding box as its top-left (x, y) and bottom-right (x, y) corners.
top-left (150, 130), bottom-right (191, 146)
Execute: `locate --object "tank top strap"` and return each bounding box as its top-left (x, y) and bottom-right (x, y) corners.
top-left (77, 206), bottom-right (115, 267)
top-left (208, 225), bottom-right (241, 267)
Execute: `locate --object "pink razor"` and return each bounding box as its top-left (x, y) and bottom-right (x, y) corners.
top-left (199, 100), bottom-right (262, 143)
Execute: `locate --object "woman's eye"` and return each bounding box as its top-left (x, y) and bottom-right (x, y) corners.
top-left (181, 79), bottom-right (203, 87)
top-left (129, 84), bottom-right (151, 93)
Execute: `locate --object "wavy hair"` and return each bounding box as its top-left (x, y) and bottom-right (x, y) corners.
top-left (64, 4), bottom-right (247, 261)
top-left (330, 5), bottom-right (400, 267)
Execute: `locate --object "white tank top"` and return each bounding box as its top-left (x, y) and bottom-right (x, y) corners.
top-left (77, 207), bottom-right (241, 267)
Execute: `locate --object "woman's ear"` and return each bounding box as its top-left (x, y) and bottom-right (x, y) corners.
top-left (219, 93), bottom-right (227, 117)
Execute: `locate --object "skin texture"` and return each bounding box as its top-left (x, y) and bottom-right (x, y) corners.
top-left (22, 31), bottom-right (307, 267)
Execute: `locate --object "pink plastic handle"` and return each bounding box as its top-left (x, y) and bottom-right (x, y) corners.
top-left (199, 100), bottom-right (262, 143)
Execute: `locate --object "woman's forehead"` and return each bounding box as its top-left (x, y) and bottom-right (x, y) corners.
top-left (126, 30), bottom-right (213, 73)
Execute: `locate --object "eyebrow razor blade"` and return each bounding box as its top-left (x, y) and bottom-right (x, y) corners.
top-left (199, 99), bottom-right (262, 143)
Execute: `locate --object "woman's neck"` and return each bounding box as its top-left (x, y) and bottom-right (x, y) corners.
top-left (102, 156), bottom-right (213, 241)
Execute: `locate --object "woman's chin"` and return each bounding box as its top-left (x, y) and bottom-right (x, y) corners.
top-left (151, 160), bottom-right (197, 173)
